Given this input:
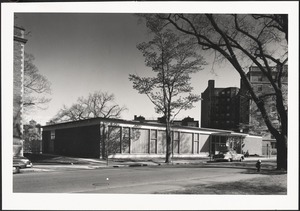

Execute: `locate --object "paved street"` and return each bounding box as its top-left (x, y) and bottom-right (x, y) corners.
top-left (13, 165), bottom-right (266, 193)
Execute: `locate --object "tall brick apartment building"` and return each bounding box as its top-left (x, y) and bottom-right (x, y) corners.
top-left (239, 65), bottom-right (287, 156)
top-left (239, 65), bottom-right (288, 138)
top-left (201, 80), bottom-right (240, 131)
top-left (13, 26), bottom-right (27, 157)
top-left (201, 67), bottom-right (287, 156)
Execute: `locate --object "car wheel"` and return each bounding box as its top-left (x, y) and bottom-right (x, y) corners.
top-left (13, 166), bottom-right (20, 174)
top-left (239, 158), bottom-right (242, 162)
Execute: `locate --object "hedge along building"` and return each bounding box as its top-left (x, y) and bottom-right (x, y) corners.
top-left (42, 117), bottom-right (262, 159)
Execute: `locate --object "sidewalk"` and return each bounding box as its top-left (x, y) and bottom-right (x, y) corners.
top-left (19, 158), bottom-right (208, 173)
top-left (18, 154), bottom-right (277, 173)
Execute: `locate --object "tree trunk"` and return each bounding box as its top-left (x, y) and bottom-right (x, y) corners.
top-left (101, 124), bottom-right (107, 160)
top-left (276, 134), bottom-right (287, 170)
top-left (165, 122), bottom-right (172, 163)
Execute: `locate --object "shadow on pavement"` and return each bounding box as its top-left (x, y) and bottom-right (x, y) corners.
top-left (241, 168), bottom-right (287, 175)
top-left (23, 153), bottom-right (282, 174)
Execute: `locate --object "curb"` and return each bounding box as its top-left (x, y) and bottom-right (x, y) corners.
top-left (14, 159), bottom-right (277, 173)
top-left (113, 163), bottom-right (153, 168)
top-left (19, 168), bottom-right (50, 173)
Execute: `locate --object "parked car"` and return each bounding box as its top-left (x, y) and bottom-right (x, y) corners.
top-left (213, 150), bottom-right (244, 162)
top-left (13, 156), bottom-right (33, 168)
top-left (13, 166), bottom-right (20, 174)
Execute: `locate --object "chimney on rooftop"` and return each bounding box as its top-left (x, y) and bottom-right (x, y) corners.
top-left (208, 80), bottom-right (215, 89)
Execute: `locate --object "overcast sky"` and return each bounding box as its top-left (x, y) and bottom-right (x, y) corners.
top-left (15, 13), bottom-right (241, 125)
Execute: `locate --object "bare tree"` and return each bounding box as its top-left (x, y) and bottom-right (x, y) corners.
top-left (51, 91), bottom-right (127, 160)
top-left (129, 21), bottom-right (206, 163)
top-left (23, 53), bottom-right (51, 111)
top-left (51, 91), bottom-right (127, 123)
top-left (155, 14), bottom-right (288, 169)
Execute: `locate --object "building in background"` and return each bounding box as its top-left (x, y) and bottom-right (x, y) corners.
top-left (23, 120), bottom-right (42, 154)
top-left (134, 115), bottom-right (199, 127)
top-left (239, 65), bottom-right (288, 156)
top-left (201, 80), bottom-right (240, 132)
top-left (13, 26), bottom-right (27, 157)
top-left (173, 116), bottom-right (199, 127)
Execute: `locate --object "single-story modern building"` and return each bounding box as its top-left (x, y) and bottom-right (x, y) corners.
top-left (42, 117), bottom-right (262, 159)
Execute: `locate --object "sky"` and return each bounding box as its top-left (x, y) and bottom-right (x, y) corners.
top-left (15, 13), bottom-right (241, 125)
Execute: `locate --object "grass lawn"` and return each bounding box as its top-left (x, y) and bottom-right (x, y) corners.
top-left (23, 153), bottom-right (86, 164)
top-left (159, 171), bottom-right (287, 195)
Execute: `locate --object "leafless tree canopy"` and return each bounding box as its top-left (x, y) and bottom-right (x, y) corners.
top-left (129, 19), bottom-right (206, 163)
top-left (129, 28), bottom-right (206, 121)
top-left (153, 13), bottom-right (288, 169)
top-left (50, 91), bottom-right (127, 123)
top-left (23, 53), bottom-right (52, 111)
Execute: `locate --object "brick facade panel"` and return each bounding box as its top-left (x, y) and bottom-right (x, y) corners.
top-left (243, 136), bottom-right (262, 156)
top-left (55, 125), bottom-right (100, 158)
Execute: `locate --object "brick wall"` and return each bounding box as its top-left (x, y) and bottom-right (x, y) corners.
top-left (201, 80), bottom-right (240, 131)
top-left (13, 26), bottom-right (27, 157)
top-left (239, 66), bottom-right (288, 137)
top-left (42, 118), bottom-right (263, 159)
top-left (54, 125), bottom-right (101, 158)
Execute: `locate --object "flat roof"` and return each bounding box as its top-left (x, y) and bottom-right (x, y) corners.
top-left (42, 117), bottom-right (251, 136)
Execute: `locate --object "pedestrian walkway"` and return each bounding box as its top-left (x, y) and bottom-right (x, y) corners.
top-left (17, 154), bottom-right (277, 173)
top-left (18, 159), bottom-right (198, 173)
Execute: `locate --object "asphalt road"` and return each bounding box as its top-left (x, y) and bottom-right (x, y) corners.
top-left (13, 165), bottom-right (265, 193)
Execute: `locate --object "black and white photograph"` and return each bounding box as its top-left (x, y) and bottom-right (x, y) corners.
top-left (2, 1), bottom-right (299, 210)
